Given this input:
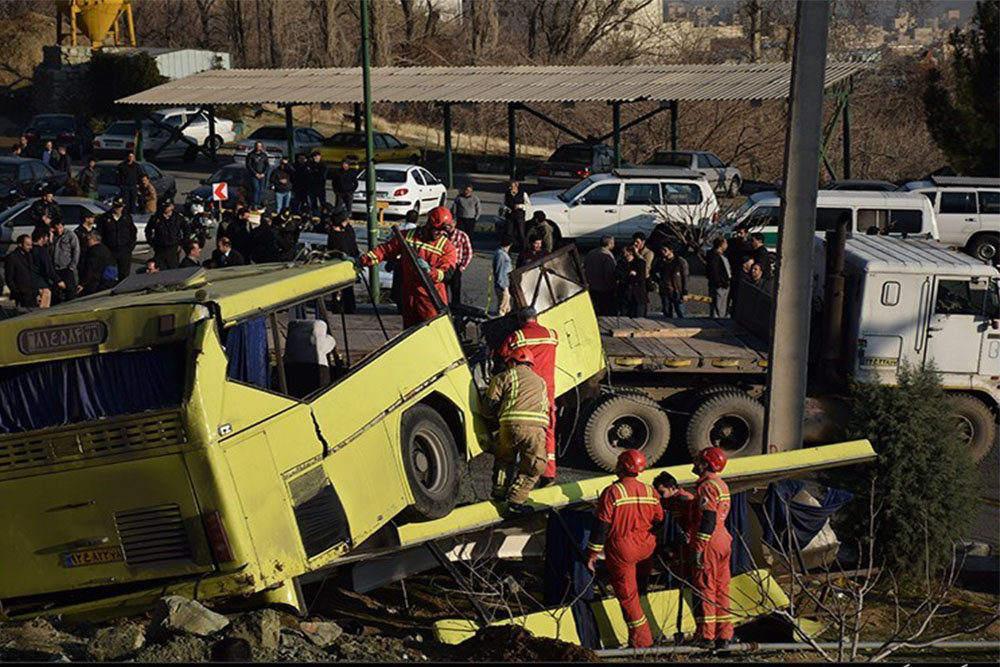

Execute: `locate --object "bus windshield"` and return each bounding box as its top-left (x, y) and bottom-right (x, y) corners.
top-left (0, 344), bottom-right (186, 435)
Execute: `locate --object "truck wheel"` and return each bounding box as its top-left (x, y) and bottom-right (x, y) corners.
top-left (966, 235), bottom-right (998, 263)
top-left (399, 405), bottom-right (460, 522)
top-left (583, 395), bottom-right (671, 472)
top-left (947, 393), bottom-right (996, 464)
top-left (686, 391), bottom-right (764, 459)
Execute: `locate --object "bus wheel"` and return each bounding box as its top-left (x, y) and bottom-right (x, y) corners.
top-left (583, 394), bottom-right (671, 472)
top-left (947, 393), bottom-right (996, 464)
top-left (400, 405), bottom-right (460, 522)
top-left (686, 391), bottom-right (764, 459)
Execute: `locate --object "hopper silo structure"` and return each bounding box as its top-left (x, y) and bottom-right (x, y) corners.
top-left (56, 0), bottom-right (136, 49)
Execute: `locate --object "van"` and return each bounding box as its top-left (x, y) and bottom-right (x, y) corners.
top-left (900, 176), bottom-right (1000, 263)
top-left (728, 190), bottom-right (939, 250)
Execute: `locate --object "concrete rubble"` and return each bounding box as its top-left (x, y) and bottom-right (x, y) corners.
top-left (0, 596), bottom-right (433, 663)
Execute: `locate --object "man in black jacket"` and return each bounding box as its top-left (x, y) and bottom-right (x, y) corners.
top-left (306, 151), bottom-right (328, 211)
top-left (330, 160), bottom-right (358, 213)
top-left (270, 156), bottom-right (294, 213)
top-left (28, 190), bottom-right (61, 228)
top-left (179, 239), bottom-right (202, 268)
top-left (650, 243), bottom-right (689, 318)
top-left (77, 231), bottom-right (118, 295)
top-left (77, 158), bottom-right (98, 199)
top-left (291, 154), bottom-right (310, 213)
top-left (4, 234), bottom-right (38, 308)
top-left (96, 196), bottom-right (137, 280)
top-left (145, 199), bottom-right (189, 269)
top-left (325, 207), bottom-right (358, 314)
top-left (245, 141), bottom-right (270, 210)
top-left (706, 237), bottom-right (732, 318)
top-left (749, 233), bottom-right (772, 280)
top-left (250, 212), bottom-right (288, 263)
top-left (275, 209), bottom-right (301, 261)
top-left (211, 237), bottom-right (246, 267)
top-left (117, 151), bottom-right (144, 214)
top-left (51, 145), bottom-right (71, 176)
top-left (30, 227), bottom-right (65, 308)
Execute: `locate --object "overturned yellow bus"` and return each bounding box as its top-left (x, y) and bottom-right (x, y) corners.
top-left (0, 246), bottom-right (605, 619)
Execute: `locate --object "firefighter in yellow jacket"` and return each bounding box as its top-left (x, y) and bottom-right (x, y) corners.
top-left (483, 347), bottom-right (550, 518)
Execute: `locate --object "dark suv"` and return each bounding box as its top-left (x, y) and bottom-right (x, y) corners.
top-left (23, 114), bottom-right (93, 159)
top-left (0, 157), bottom-right (68, 211)
top-left (535, 143), bottom-right (614, 190)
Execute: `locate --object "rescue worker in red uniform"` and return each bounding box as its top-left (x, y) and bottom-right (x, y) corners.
top-left (498, 306), bottom-right (560, 484)
top-left (687, 447), bottom-right (734, 649)
top-left (586, 450), bottom-right (664, 648)
top-left (360, 206), bottom-right (458, 327)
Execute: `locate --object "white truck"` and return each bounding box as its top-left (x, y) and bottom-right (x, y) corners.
top-left (583, 235), bottom-right (999, 470)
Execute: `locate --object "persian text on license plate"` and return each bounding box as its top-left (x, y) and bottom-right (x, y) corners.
top-left (62, 545), bottom-right (125, 568)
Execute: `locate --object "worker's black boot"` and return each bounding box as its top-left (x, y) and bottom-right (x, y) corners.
top-left (502, 502), bottom-right (533, 518)
top-left (713, 638), bottom-right (733, 652)
top-left (692, 638), bottom-right (714, 650)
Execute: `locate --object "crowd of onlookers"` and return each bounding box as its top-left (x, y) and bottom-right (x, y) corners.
top-left (579, 227), bottom-right (774, 320)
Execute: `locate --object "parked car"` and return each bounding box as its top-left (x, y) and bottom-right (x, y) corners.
top-left (725, 190), bottom-right (939, 250)
top-left (93, 120), bottom-right (197, 162)
top-left (94, 160), bottom-right (176, 203)
top-left (23, 114), bottom-right (93, 159)
top-left (822, 179), bottom-right (899, 192)
top-left (234, 126), bottom-right (326, 165)
top-left (351, 164), bottom-right (447, 219)
top-left (0, 157), bottom-right (68, 211)
top-left (317, 131), bottom-right (420, 167)
top-left (0, 196), bottom-right (149, 256)
top-left (184, 163), bottom-right (273, 212)
top-left (150, 108), bottom-right (238, 151)
top-left (528, 167), bottom-right (718, 244)
top-left (901, 176), bottom-right (1000, 263)
top-left (535, 143), bottom-right (615, 189)
top-left (646, 150), bottom-right (742, 197)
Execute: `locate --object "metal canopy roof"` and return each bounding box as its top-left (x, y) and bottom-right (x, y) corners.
top-left (117, 62), bottom-right (868, 106)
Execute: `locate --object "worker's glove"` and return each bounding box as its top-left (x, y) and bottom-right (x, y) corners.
top-left (359, 254), bottom-right (374, 268)
top-left (416, 257), bottom-right (431, 274)
top-left (693, 550), bottom-right (704, 570)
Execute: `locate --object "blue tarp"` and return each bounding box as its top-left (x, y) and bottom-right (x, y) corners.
top-left (543, 509), bottom-right (601, 649)
top-left (0, 345), bottom-right (185, 435)
top-left (225, 317), bottom-right (271, 390)
top-left (755, 480), bottom-right (854, 553)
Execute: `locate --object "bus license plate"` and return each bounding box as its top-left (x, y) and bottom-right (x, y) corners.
top-left (62, 546), bottom-right (125, 568)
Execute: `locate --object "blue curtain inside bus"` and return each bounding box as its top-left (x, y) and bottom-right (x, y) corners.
top-left (224, 317), bottom-right (271, 390)
top-left (0, 344), bottom-right (185, 435)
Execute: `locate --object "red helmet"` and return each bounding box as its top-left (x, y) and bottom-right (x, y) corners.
top-left (617, 449), bottom-right (647, 475)
top-left (698, 446), bottom-right (727, 473)
top-left (504, 347), bottom-right (535, 366)
top-left (426, 206), bottom-right (453, 229)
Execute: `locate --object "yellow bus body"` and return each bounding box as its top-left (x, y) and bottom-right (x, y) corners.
top-left (0, 259), bottom-right (605, 620)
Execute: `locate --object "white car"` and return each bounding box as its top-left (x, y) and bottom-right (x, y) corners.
top-left (900, 176), bottom-right (999, 263)
top-left (150, 108), bottom-right (238, 151)
top-left (528, 168), bottom-right (719, 243)
top-left (646, 150), bottom-right (743, 197)
top-left (234, 126), bottom-right (326, 165)
top-left (93, 119), bottom-right (197, 162)
top-left (352, 164), bottom-right (447, 219)
top-left (0, 196), bottom-right (150, 256)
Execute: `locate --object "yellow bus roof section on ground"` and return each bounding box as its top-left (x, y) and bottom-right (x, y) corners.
top-left (432, 568), bottom-right (790, 647)
top-left (0, 262), bottom-right (357, 366)
top-left (396, 440), bottom-right (875, 548)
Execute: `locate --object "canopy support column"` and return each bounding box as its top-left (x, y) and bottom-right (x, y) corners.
top-left (207, 105), bottom-right (217, 162)
top-left (284, 105), bottom-right (296, 160)
top-left (611, 101), bottom-right (622, 168)
top-left (842, 77), bottom-right (852, 180)
top-left (441, 103), bottom-right (453, 189)
top-left (353, 103), bottom-right (362, 132)
top-left (670, 101), bottom-right (679, 150)
top-left (507, 102), bottom-right (517, 181)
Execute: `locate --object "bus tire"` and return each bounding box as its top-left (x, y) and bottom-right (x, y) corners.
top-left (686, 391), bottom-right (764, 459)
top-left (399, 404), bottom-right (461, 522)
top-left (583, 394), bottom-right (671, 472)
top-left (947, 393), bottom-right (996, 464)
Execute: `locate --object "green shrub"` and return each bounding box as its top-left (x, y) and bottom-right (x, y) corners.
top-left (89, 51), bottom-right (167, 121)
top-left (837, 362), bottom-right (976, 580)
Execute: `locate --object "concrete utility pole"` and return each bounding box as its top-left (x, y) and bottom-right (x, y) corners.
top-left (763, 0), bottom-right (830, 453)
top-left (360, 0), bottom-right (379, 301)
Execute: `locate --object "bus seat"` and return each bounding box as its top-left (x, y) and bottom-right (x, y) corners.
top-left (284, 319), bottom-right (337, 398)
